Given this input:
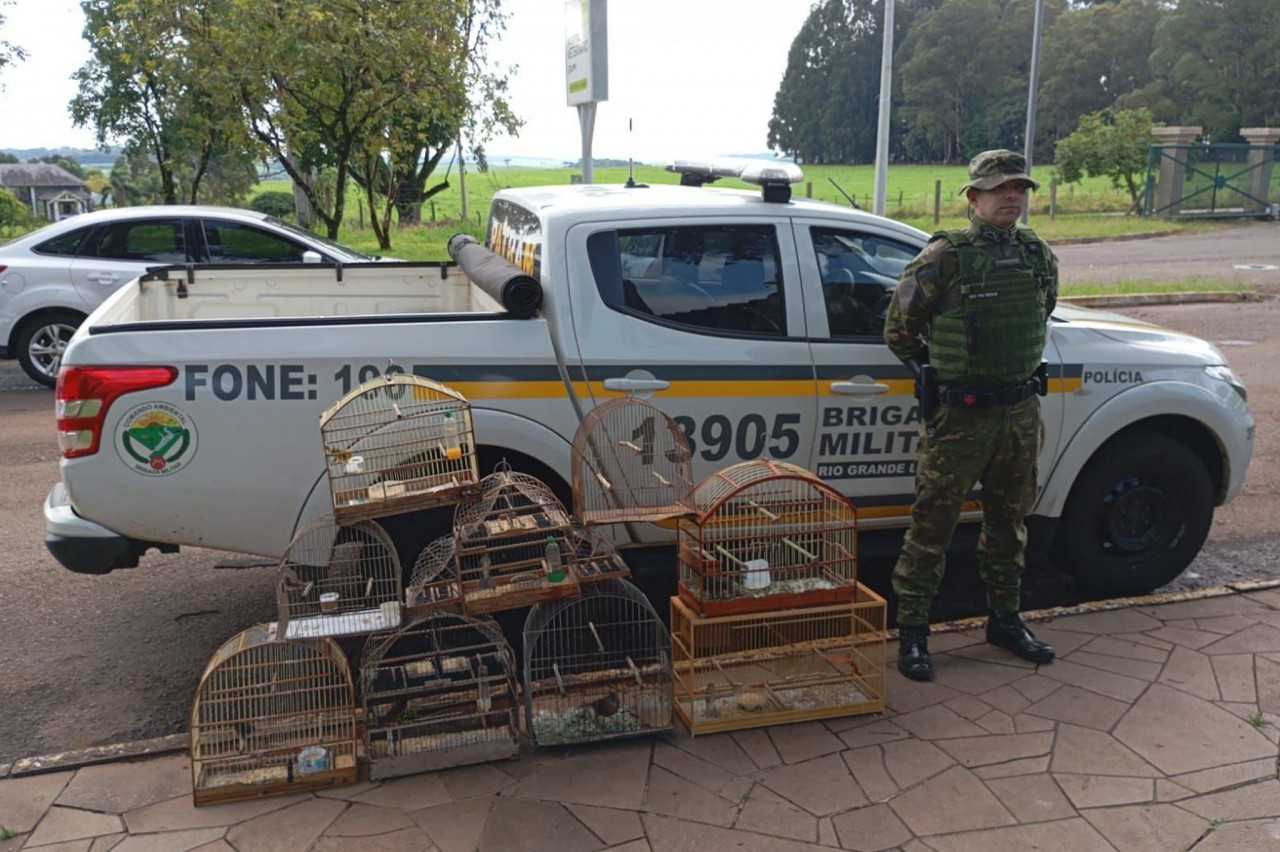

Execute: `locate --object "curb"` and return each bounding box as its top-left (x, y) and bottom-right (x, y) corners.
top-left (1049, 230), bottom-right (1185, 246)
top-left (7, 578), bottom-right (1280, 780)
top-left (1061, 290), bottom-right (1264, 308)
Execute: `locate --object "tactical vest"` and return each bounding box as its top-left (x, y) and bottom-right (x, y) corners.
top-left (927, 227), bottom-right (1052, 384)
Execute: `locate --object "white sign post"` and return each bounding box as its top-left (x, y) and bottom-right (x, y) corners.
top-left (565, 0), bottom-right (608, 184)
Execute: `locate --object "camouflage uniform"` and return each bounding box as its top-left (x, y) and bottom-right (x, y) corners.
top-left (885, 156), bottom-right (1059, 627)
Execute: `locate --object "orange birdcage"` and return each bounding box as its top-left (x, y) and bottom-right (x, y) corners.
top-left (571, 397), bottom-right (695, 526)
top-left (677, 459), bottom-right (859, 617)
top-left (320, 374), bottom-right (480, 524)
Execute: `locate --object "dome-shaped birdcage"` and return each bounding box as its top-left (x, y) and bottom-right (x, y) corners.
top-left (522, 579), bottom-right (673, 747)
top-left (361, 611), bottom-right (520, 780)
top-left (677, 459), bottom-right (859, 617)
top-left (571, 397), bottom-right (695, 525)
top-left (405, 535), bottom-right (462, 612)
top-left (190, 624), bottom-right (358, 806)
top-left (451, 465), bottom-right (580, 614)
top-left (568, 524), bottom-right (632, 586)
top-left (277, 517), bottom-right (402, 639)
top-left (320, 374), bottom-right (480, 524)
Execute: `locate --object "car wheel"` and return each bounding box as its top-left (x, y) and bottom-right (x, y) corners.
top-left (16, 310), bottom-right (84, 387)
top-left (1055, 432), bottom-right (1214, 597)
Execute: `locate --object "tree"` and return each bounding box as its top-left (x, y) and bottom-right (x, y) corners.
top-left (83, 169), bottom-right (111, 206)
top-left (30, 154), bottom-right (85, 178)
top-left (0, 151), bottom-right (17, 164)
top-left (1054, 106), bottom-right (1157, 212)
top-left (0, 0), bottom-right (26, 81)
top-left (250, 191), bottom-right (295, 218)
top-left (0, 187), bottom-right (28, 234)
top-left (108, 152), bottom-right (166, 206)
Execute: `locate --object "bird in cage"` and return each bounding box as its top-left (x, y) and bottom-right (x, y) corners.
top-left (585, 691), bottom-right (620, 719)
top-left (371, 694), bottom-right (410, 727)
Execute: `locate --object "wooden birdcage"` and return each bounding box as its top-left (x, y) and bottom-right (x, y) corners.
top-left (320, 374), bottom-right (480, 524)
top-left (677, 459), bottom-right (859, 617)
top-left (361, 611), bottom-right (520, 780)
top-left (405, 535), bottom-right (463, 612)
top-left (670, 586), bottom-right (886, 736)
top-left (569, 525), bottom-right (632, 586)
top-left (190, 624), bottom-right (358, 806)
top-left (277, 518), bottom-right (402, 640)
top-left (452, 466), bottom-right (581, 614)
top-left (523, 579), bottom-right (673, 747)
top-left (571, 397), bottom-right (695, 525)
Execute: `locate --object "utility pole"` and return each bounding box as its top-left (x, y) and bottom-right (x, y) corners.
top-left (1022, 0), bottom-right (1044, 224)
top-left (873, 0), bottom-right (896, 216)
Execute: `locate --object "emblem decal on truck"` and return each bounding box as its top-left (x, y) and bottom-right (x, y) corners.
top-left (116, 403), bottom-right (199, 476)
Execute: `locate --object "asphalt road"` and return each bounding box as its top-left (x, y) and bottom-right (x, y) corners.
top-left (1, 220), bottom-right (1277, 764)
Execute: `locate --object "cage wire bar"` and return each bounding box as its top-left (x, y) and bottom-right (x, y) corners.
top-left (277, 518), bottom-right (402, 639)
top-left (670, 588), bottom-right (886, 736)
top-left (190, 624), bottom-right (358, 806)
top-left (571, 397), bottom-right (695, 525)
top-left (569, 524), bottom-right (633, 585)
top-left (406, 535), bottom-right (463, 612)
top-left (361, 611), bottom-right (520, 780)
top-left (523, 579), bottom-right (674, 747)
top-left (320, 374), bottom-right (480, 524)
top-left (678, 459), bottom-right (859, 616)
top-left (453, 467), bottom-right (581, 614)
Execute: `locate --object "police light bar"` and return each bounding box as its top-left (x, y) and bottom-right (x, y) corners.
top-left (665, 158), bottom-right (805, 202)
top-left (665, 159), bottom-right (742, 187)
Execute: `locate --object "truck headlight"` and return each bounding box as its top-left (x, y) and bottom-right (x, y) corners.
top-left (1206, 365), bottom-right (1247, 403)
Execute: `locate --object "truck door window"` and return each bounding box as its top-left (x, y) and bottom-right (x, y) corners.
top-left (811, 226), bottom-right (915, 338)
top-left (200, 220), bottom-right (306, 263)
top-left (588, 225), bottom-right (786, 337)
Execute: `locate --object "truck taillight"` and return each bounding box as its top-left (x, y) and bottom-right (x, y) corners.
top-left (56, 365), bottom-right (179, 458)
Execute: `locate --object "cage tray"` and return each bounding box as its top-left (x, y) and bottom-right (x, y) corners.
top-left (283, 605), bottom-right (401, 639)
top-left (332, 470), bottom-right (480, 524)
top-left (676, 577), bottom-right (859, 617)
top-left (461, 560), bottom-right (581, 615)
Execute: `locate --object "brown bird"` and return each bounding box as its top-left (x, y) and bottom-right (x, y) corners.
top-left (586, 691), bottom-right (620, 719)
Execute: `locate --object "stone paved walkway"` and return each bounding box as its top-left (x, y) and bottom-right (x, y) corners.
top-left (4, 590), bottom-right (1280, 851)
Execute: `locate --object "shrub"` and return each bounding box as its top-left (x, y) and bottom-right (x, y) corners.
top-left (250, 191), bottom-right (296, 218)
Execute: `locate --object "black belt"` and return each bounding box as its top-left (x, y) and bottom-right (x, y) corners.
top-left (938, 378), bottom-right (1040, 409)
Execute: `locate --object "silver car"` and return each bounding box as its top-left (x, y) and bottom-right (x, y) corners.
top-left (0, 205), bottom-right (377, 385)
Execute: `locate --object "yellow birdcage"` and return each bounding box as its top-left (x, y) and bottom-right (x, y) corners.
top-left (362, 611), bottom-right (520, 780)
top-left (190, 624), bottom-right (358, 806)
top-left (571, 397), bottom-right (695, 525)
top-left (452, 465), bottom-right (581, 614)
top-left (523, 579), bottom-right (673, 747)
top-left (320, 374), bottom-right (480, 524)
top-left (670, 588), bottom-right (886, 736)
top-left (677, 459), bottom-right (859, 617)
top-left (277, 518), bottom-right (402, 640)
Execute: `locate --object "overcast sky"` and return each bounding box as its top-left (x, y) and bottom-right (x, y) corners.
top-left (0, 0), bottom-right (817, 162)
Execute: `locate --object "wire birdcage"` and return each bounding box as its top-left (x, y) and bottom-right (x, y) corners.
top-left (670, 587), bottom-right (886, 736)
top-left (277, 518), bottom-right (402, 639)
top-left (677, 459), bottom-right (859, 617)
top-left (405, 535), bottom-right (463, 612)
top-left (522, 579), bottom-right (673, 747)
top-left (361, 611), bottom-right (520, 780)
top-left (452, 466), bottom-right (581, 614)
top-left (190, 624), bottom-right (358, 806)
top-left (569, 525), bottom-right (632, 586)
top-left (571, 397), bottom-right (695, 525)
top-left (320, 374), bottom-right (480, 524)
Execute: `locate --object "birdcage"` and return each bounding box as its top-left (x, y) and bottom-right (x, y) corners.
top-left (405, 535), bottom-right (463, 612)
top-left (522, 579), bottom-right (673, 747)
top-left (571, 397), bottom-right (695, 525)
top-left (670, 586), bottom-right (886, 736)
top-left (452, 466), bottom-right (581, 614)
top-left (361, 611), bottom-right (520, 780)
top-left (277, 518), bottom-right (402, 640)
top-left (320, 374), bottom-right (480, 524)
top-left (677, 459), bottom-right (859, 617)
top-left (190, 623), bottom-right (358, 806)
top-left (569, 525), bottom-right (632, 586)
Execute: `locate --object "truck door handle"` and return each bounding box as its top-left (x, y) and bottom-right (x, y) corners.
top-left (603, 378), bottom-right (670, 392)
top-left (86, 272), bottom-right (120, 285)
top-left (830, 380), bottom-right (890, 395)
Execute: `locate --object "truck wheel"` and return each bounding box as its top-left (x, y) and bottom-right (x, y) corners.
top-left (16, 310), bottom-right (84, 387)
top-left (1055, 432), bottom-right (1214, 597)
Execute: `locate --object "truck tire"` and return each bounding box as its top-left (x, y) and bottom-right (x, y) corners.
top-left (16, 310), bottom-right (84, 387)
top-left (1054, 432), bottom-right (1214, 597)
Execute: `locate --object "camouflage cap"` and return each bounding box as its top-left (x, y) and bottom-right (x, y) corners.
top-left (957, 149), bottom-right (1040, 195)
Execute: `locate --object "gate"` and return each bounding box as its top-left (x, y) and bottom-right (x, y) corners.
top-left (1144, 142), bottom-right (1280, 218)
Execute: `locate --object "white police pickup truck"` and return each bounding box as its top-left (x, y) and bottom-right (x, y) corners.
top-left (44, 162), bottom-right (1255, 597)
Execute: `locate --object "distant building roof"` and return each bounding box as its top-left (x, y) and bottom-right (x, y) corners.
top-left (0, 163), bottom-right (88, 189)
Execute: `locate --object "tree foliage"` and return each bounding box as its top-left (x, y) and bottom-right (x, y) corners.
top-left (1054, 106), bottom-right (1157, 211)
top-left (250, 191), bottom-right (296, 218)
top-left (0, 0), bottom-right (26, 80)
top-left (30, 154), bottom-right (85, 178)
top-left (0, 187), bottom-right (28, 234)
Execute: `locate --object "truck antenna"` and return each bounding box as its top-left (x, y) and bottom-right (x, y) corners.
top-left (625, 118), bottom-right (636, 188)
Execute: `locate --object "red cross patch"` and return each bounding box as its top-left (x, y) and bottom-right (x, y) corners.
top-left (963, 393), bottom-right (977, 407)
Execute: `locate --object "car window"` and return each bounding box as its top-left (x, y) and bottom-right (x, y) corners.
top-left (811, 226), bottom-right (917, 338)
top-left (201, 220), bottom-right (306, 263)
top-left (33, 228), bottom-right (92, 257)
top-left (88, 220), bottom-right (188, 264)
top-left (588, 225), bottom-right (787, 337)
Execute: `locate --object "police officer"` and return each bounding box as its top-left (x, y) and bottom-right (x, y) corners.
top-left (884, 149), bottom-right (1057, 681)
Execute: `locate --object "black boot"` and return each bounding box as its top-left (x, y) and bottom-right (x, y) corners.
top-left (897, 624), bottom-right (933, 681)
top-left (986, 611), bottom-right (1055, 664)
